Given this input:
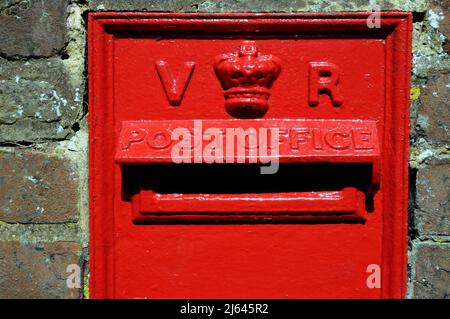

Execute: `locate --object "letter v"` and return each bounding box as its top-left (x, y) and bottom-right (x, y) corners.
top-left (156, 60), bottom-right (195, 106)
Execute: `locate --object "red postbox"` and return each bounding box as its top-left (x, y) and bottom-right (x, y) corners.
top-left (89, 13), bottom-right (411, 298)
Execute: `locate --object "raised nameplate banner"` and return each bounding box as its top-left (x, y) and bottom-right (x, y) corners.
top-left (116, 119), bottom-right (380, 164)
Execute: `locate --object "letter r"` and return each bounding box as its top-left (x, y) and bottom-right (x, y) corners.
top-left (308, 62), bottom-right (343, 107)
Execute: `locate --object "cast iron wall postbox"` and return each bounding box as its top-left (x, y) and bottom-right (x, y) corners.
top-left (89, 13), bottom-right (412, 298)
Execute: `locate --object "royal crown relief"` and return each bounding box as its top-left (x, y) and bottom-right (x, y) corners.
top-left (155, 41), bottom-right (343, 118)
top-left (213, 42), bottom-right (281, 119)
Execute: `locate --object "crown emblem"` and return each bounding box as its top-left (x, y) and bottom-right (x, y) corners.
top-left (213, 42), bottom-right (281, 119)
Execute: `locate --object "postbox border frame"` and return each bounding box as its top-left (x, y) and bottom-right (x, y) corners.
top-left (88, 12), bottom-right (412, 299)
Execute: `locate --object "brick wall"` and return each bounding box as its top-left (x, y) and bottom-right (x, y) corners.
top-left (0, 0), bottom-right (448, 298)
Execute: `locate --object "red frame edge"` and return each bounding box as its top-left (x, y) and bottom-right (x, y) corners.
top-left (88, 12), bottom-right (412, 299)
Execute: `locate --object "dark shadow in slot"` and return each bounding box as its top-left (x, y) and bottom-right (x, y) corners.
top-left (121, 163), bottom-right (376, 213)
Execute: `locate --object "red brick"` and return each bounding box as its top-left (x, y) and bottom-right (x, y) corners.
top-left (412, 243), bottom-right (450, 298)
top-left (416, 158), bottom-right (450, 235)
top-left (0, 149), bottom-right (79, 223)
top-left (0, 241), bottom-right (82, 299)
top-left (0, 0), bottom-right (69, 58)
top-left (418, 73), bottom-right (450, 144)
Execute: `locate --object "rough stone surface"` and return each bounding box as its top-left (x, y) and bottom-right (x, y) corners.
top-left (0, 0), bottom-right (69, 59)
top-left (430, 1), bottom-right (450, 54)
top-left (415, 158), bottom-right (450, 235)
top-left (0, 148), bottom-right (79, 223)
top-left (0, 222), bottom-right (79, 243)
top-left (412, 17), bottom-right (450, 78)
top-left (0, 57), bottom-right (82, 142)
top-left (89, 0), bottom-right (428, 12)
top-left (411, 243), bottom-right (450, 298)
top-left (417, 73), bottom-right (450, 145)
top-left (0, 241), bottom-right (81, 299)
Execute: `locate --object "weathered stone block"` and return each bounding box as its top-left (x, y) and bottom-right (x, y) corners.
top-left (412, 20), bottom-right (450, 78)
top-left (415, 158), bottom-right (450, 235)
top-left (0, 241), bottom-right (81, 299)
top-left (430, 0), bottom-right (450, 54)
top-left (411, 242), bottom-right (450, 298)
top-left (0, 58), bottom-right (82, 142)
top-left (0, 149), bottom-right (79, 223)
top-left (417, 73), bottom-right (450, 144)
top-left (89, 0), bottom-right (428, 12)
top-left (0, 0), bottom-right (69, 58)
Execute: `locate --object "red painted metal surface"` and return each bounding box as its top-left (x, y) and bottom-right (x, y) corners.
top-left (89, 12), bottom-right (411, 298)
